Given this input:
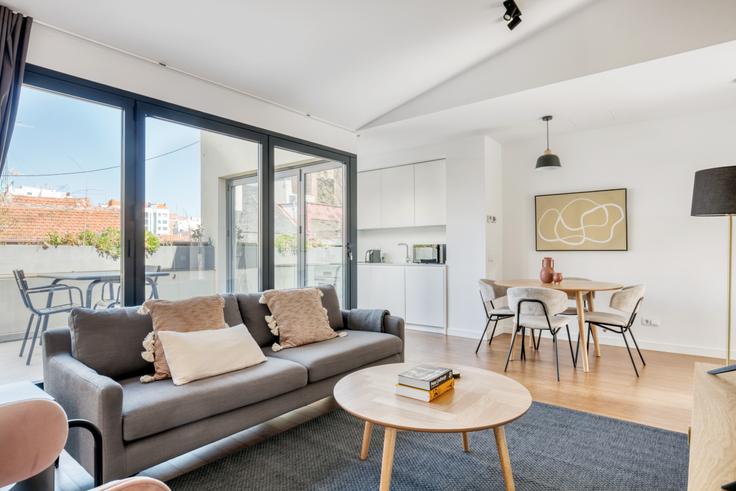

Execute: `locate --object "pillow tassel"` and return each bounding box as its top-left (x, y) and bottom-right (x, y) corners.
top-left (141, 331), bottom-right (156, 362)
top-left (140, 374), bottom-right (156, 383)
top-left (272, 343), bottom-right (283, 352)
top-left (265, 315), bottom-right (279, 335)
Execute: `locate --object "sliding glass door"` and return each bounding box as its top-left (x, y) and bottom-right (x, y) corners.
top-left (140, 105), bottom-right (265, 302)
top-left (271, 146), bottom-right (347, 304)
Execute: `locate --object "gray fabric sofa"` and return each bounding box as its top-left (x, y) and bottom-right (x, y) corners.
top-left (42, 286), bottom-right (404, 482)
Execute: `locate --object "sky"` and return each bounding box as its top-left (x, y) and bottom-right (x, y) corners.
top-left (1, 86), bottom-right (202, 218)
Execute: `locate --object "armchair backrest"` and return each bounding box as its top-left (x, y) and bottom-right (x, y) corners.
top-left (507, 287), bottom-right (568, 317)
top-left (479, 279), bottom-right (507, 311)
top-left (0, 398), bottom-right (68, 488)
top-left (610, 284), bottom-right (646, 316)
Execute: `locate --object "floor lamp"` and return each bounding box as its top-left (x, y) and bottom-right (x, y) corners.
top-left (691, 165), bottom-right (736, 375)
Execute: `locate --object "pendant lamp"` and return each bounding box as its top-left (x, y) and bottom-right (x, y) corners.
top-left (536, 115), bottom-right (561, 170)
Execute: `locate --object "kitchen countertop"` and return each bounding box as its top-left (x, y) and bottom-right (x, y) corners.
top-left (357, 262), bottom-right (447, 267)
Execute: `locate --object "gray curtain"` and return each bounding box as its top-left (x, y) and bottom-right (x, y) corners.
top-left (0, 5), bottom-right (31, 176)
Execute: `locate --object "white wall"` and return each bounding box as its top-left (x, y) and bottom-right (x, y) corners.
top-left (26, 24), bottom-right (356, 154)
top-left (503, 108), bottom-right (736, 357)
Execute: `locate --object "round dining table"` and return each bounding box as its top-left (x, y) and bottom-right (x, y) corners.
top-left (494, 279), bottom-right (623, 372)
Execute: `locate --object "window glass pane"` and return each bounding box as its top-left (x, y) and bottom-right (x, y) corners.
top-left (273, 147), bottom-right (345, 303)
top-left (145, 117), bottom-right (260, 300)
top-left (0, 86), bottom-right (123, 383)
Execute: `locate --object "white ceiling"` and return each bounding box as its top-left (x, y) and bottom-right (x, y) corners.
top-left (5, 0), bottom-right (593, 130)
top-left (358, 40), bottom-right (736, 153)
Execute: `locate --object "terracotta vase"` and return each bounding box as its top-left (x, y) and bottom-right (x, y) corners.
top-left (540, 257), bottom-right (555, 284)
top-left (553, 272), bottom-right (563, 284)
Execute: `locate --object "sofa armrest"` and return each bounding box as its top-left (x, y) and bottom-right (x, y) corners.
top-left (341, 310), bottom-right (405, 361)
top-left (43, 328), bottom-right (126, 481)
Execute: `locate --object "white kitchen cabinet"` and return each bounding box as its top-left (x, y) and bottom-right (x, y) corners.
top-left (357, 264), bottom-right (405, 318)
top-left (358, 264), bottom-right (446, 329)
top-left (357, 169), bottom-right (381, 229)
top-left (414, 160), bottom-right (446, 226)
top-left (379, 165), bottom-right (414, 228)
top-left (405, 266), bottom-right (446, 328)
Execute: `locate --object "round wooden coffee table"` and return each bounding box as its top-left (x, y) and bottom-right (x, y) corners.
top-left (333, 363), bottom-right (532, 491)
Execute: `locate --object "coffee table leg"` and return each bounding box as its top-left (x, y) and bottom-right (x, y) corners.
top-left (493, 426), bottom-right (515, 491)
top-left (462, 432), bottom-right (470, 452)
top-left (361, 421), bottom-right (373, 460)
top-left (380, 427), bottom-right (397, 491)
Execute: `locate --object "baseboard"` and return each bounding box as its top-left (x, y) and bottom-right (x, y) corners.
top-left (405, 324), bottom-right (444, 335)
top-left (460, 325), bottom-right (724, 359)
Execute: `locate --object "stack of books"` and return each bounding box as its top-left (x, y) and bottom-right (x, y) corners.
top-left (395, 365), bottom-right (454, 402)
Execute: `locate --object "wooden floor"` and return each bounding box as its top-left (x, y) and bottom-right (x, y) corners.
top-left (411, 329), bottom-right (717, 433)
top-left (54, 329), bottom-right (714, 489)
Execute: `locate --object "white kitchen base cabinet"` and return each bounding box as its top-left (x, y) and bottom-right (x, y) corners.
top-left (358, 264), bottom-right (446, 330)
top-left (405, 266), bottom-right (446, 328)
top-left (357, 264), bottom-right (406, 319)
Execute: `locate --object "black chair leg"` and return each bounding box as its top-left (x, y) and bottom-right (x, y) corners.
top-left (475, 317), bottom-right (492, 354)
top-left (19, 314), bottom-right (34, 357)
top-left (532, 330), bottom-right (541, 350)
top-left (26, 315), bottom-right (43, 366)
top-left (628, 328), bottom-right (646, 365)
top-left (488, 319), bottom-right (500, 347)
top-left (520, 327), bottom-right (527, 361)
top-left (552, 330), bottom-right (560, 381)
top-left (621, 331), bottom-right (640, 377)
top-left (504, 327), bottom-right (520, 372)
top-left (566, 326), bottom-right (577, 368)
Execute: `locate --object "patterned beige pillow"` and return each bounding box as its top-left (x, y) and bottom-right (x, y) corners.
top-left (138, 295), bottom-right (226, 383)
top-left (259, 288), bottom-right (345, 352)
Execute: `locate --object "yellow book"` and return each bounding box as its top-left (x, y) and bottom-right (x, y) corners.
top-left (396, 377), bottom-right (454, 402)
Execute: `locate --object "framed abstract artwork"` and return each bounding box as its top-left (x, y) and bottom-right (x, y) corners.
top-left (535, 188), bottom-right (628, 251)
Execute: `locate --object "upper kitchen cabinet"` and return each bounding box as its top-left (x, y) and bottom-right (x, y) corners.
top-left (379, 165), bottom-right (415, 228)
top-left (357, 160), bottom-right (446, 230)
top-left (357, 169), bottom-right (381, 229)
top-left (414, 160), bottom-right (446, 226)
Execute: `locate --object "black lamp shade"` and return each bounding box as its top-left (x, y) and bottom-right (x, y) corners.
top-left (691, 165), bottom-right (736, 216)
top-left (536, 152), bottom-right (561, 170)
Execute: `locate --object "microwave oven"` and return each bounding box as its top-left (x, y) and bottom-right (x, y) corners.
top-left (412, 244), bottom-right (446, 264)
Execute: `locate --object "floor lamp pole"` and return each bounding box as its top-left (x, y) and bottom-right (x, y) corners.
top-left (709, 215), bottom-right (735, 375)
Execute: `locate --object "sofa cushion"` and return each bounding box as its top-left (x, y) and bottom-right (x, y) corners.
top-left (317, 285), bottom-right (344, 329)
top-left (120, 357), bottom-right (307, 441)
top-left (263, 330), bottom-right (402, 383)
top-left (236, 292), bottom-right (276, 347)
top-left (236, 285), bottom-right (344, 348)
top-left (222, 293), bottom-right (244, 327)
top-left (69, 307), bottom-right (152, 379)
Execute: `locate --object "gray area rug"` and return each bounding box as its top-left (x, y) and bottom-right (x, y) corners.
top-left (168, 402), bottom-right (688, 490)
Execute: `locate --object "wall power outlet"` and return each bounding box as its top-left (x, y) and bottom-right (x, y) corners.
top-left (640, 317), bottom-right (660, 327)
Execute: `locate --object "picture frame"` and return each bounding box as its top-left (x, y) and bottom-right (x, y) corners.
top-left (534, 188), bottom-right (628, 251)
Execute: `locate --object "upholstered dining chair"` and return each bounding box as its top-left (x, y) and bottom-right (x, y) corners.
top-left (504, 287), bottom-right (577, 381)
top-left (0, 398), bottom-right (170, 490)
top-left (579, 284), bottom-right (646, 377)
top-left (475, 279), bottom-right (515, 353)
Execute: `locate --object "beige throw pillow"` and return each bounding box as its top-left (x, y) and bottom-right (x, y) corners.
top-left (259, 288), bottom-right (345, 352)
top-left (138, 295), bottom-right (226, 383)
top-left (158, 324), bottom-right (267, 385)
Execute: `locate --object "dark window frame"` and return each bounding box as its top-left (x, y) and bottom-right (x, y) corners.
top-left (21, 64), bottom-right (358, 307)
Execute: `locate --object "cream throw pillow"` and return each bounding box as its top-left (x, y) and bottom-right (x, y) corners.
top-left (259, 287), bottom-right (345, 352)
top-left (138, 295), bottom-right (227, 383)
top-left (157, 324), bottom-right (266, 386)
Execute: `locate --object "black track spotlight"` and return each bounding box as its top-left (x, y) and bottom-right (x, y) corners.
top-left (502, 0), bottom-right (522, 30)
top-left (507, 15), bottom-right (522, 30)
